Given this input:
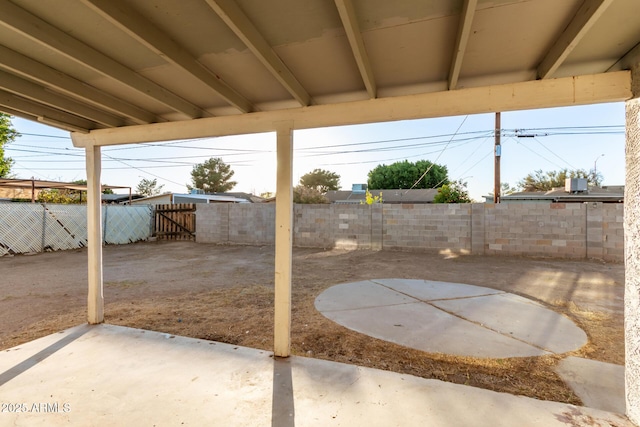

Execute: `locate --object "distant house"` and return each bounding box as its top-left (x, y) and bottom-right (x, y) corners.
top-left (212, 192), bottom-right (265, 203)
top-left (128, 192), bottom-right (251, 205)
top-left (102, 194), bottom-right (145, 204)
top-left (325, 184), bottom-right (438, 204)
top-left (0, 186), bottom-right (39, 201)
top-left (485, 180), bottom-right (624, 204)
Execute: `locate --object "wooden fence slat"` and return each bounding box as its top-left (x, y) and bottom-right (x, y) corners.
top-left (154, 203), bottom-right (196, 241)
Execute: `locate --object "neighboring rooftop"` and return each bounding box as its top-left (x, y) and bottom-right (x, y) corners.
top-left (101, 193), bottom-right (144, 204)
top-left (130, 192), bottom-right (251, 205)
top-left (485, 186), bottom-right (625, 203)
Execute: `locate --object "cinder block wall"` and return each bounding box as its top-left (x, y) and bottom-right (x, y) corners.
top-left (602, 203), bottom-right (624, 262)
top-left (229, 204), bottom-right (275, 245)
top-left (293, 205), bottom-right (333, 248)
top-left (195, 202), bottom-right (624, 260)
top-left (195, 204), bottom-right (230, 243)
top-left (293, 204), bottom-right (377, 249)
top-left (482, 203), bottom-right (587, 259)
top-left (383, 204), bottom-right (471, 251)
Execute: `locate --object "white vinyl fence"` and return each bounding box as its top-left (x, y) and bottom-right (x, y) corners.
top-left (0, 203), bottom-right (153, 257)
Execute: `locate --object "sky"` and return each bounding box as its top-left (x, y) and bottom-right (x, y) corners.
top-left (5, 102), bottom-right (626, 202)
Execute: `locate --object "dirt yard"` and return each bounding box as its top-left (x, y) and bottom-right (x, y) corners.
top-left (0, 241), bottom-right (624, 405)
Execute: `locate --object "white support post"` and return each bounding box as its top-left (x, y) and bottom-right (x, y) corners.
top-left (86, 144), bottom-right (104, 324)
top-left (274, 123), bottom-right (293, 357)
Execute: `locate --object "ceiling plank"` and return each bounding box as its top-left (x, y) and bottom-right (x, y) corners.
top-left (0, 70), bottom-right (124, 127)
top-left (0, 1), bottom-right (205, 119)
top-left (83, 0), bottom-right (254, 113)
top-left (0, 89), bottom-right (95, 132)
top-left (71, 71), bottom-right (631, 147)
top-left (0, 45), bottom-right (158, 125)
top-left (537, 0), bottom-right (614, 79)
top-left (448, 0), bottom-right (477, 90)
top-left (334, 0), bottom-right (376, 98)
top-left (203, 0), bottom-right (311, 106)
top-left (609, 42), bottom-right (640, 71)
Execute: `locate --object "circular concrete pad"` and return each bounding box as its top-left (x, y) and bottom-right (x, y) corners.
top-left (315, 279), bottom-right (587, 358)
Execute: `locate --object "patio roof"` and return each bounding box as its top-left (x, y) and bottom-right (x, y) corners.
top-left (0, 0), bottom-right (636, 138)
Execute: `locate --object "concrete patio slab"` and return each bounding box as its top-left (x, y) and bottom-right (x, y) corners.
top-left (318, 301), bottom-right (549, 358)
top-left (0, 325), bottom-right (631, 427)
top-left (432, 293), bottom-right (588, 354)
top-left (315, 279), bottom-right (587, 358)
top-left (314, 280), bottom-right (415, 312)
top-left (373, 278), bottom-right (504, 301)
top-left (554, 357), bottom-right (626, 414)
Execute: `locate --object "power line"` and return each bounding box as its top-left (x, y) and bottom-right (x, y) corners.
top-left (406, 115), bottom-right (469, 191)
top-left (296, 129), bottom-right (494, 151)
top-left (453, 150), bottom-right (493, 182)
top-left (445, 136), bottom-right (491, 176)
top-left (510, 137), bottom-right (566, 170)
top-left (298, 134), bottom-right (491, 157)
top-left (102, 153), bottom-right (187, 187)
top-left (532, 137), bottom-right (577, 170)
top-left (18, 132), bottom-right (70, 139)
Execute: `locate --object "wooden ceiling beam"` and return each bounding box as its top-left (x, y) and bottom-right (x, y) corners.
top-left (334, 0), bottom-right (376, 98)
top-left (83, 0), bottom-right (254, 113)
top-left (0, 89), bottom-right (95, 132)
top-left (0, 1), bottom-right (205, 119)
top-left (204, 0), bottom-right (311, 106)
top-left (0, 45), bottom-right (158, 125)
top-left (609, 42), bottom-right (640, 71)
top-left (537, 0), bottom-right (614, 79)
top-left (0, 70), bottom-right (124, 128)
top-left (448, 0), bottom-right (477, 90)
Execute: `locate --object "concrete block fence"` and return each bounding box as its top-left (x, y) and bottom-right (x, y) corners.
top-left (195, 202), bottom-right (624, 261)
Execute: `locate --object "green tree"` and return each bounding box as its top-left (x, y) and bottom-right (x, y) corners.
top-left (433, 180), bottom-right (472, 204)
top-left (518, 169), bottom-right (602, 192)
top-left (367, 160), bottom-right (448, 190)
top-left (299, 169), bottom-right (340, 194)
top-left (293, 185), bottom-right (328, 204)
top-left (259, 191), bottom-right (274, 199)
top-left (0, 113), bottom-right (18, 178)
top-left (188, 157), bottom-right (237, 193)
top-left (488, 182), bottom-right (517, 198)
top-left (72, 179), bottom-right (113, 195)
top-left (37, 189), bottom-right (81, 204)
top-left (136, 178), bottom-right (164, 197)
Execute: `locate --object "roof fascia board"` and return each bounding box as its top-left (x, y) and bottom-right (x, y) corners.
top-left (71, 71), bottom-right (631, 148)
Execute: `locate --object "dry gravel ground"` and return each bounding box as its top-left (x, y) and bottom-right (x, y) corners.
top-left (0, 241), bottom-right (624, 405)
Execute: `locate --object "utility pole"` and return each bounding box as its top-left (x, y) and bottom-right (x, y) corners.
top-left (494, 112), bottom-right (501, 204)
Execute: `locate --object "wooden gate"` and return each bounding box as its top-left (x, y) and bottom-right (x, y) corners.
top-left (154, 204), bottom-right (196, 241)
